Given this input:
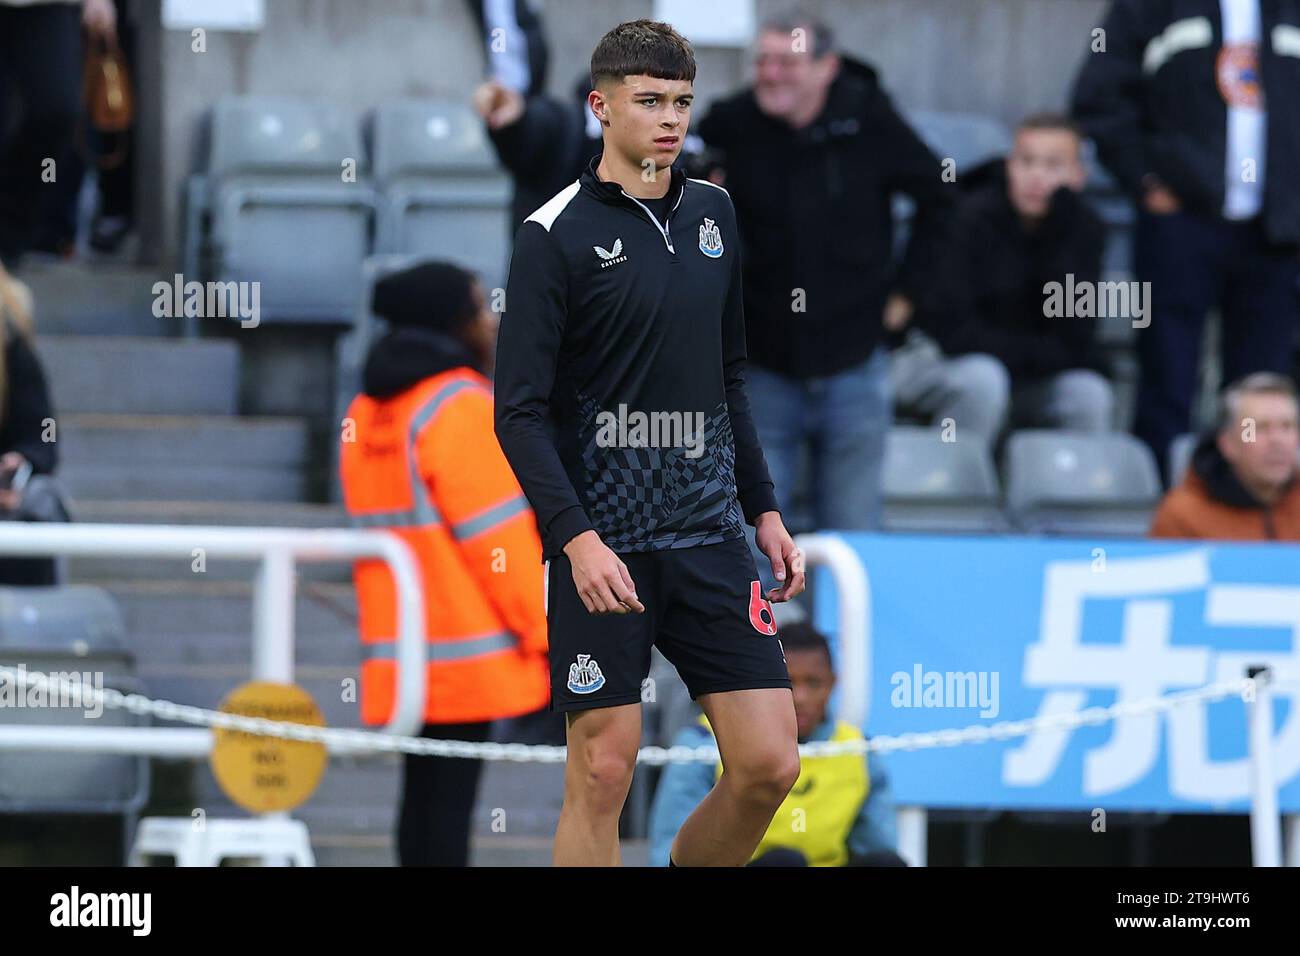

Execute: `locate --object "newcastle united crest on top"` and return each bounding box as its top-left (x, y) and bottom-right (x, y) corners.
top-left (698, 217), bottom-right (724, 258)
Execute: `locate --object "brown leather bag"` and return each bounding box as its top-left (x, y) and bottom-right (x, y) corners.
top-left (82, 34), bottom-right (133, 168)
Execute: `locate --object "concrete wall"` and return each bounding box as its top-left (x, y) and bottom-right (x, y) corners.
top-left (143, 0), bottom-right (1109, 265)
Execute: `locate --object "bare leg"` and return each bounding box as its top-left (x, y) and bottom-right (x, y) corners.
top-left (669, 687), bottom-right (800, 866)
top-left (552, 703), bottom-right (641, 866)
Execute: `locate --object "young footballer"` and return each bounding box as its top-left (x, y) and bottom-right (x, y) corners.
top-left (495, 19), bottom-right (805, 866)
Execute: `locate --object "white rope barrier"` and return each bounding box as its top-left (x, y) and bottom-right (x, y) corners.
top-left (3, 663), bottom-right (1297, 765)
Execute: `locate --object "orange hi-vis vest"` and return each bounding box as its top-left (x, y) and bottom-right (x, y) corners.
top-left (340, 366), bottom-right (550, 726)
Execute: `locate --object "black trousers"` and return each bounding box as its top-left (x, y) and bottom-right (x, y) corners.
top-left (1133, 209), bottom-right (1300, 479)
top-left (0, 3), bottom-right (83, 266)
top-left (397, 720), bottom-right (492, 867)
top-left (38, 0), bottom-right (136, 250)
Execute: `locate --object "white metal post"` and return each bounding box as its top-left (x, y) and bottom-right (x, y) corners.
top-left (252, 547), bottom-right (296, 683)
top-left (0, 523), bottom-right (428, 749)
top-left (1246, 665), bottom-right (1282, 867)
top-left (795, 533), bottom-right (871, 728)
top-left (795, 534), bottom-right (919, 865)
top-left (896, 807), bottom-right (928, 867)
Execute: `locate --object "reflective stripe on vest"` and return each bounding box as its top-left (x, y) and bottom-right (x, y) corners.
top-left (362, 630), bottom-right (516, 662)
top-left (347, 378), bottom-right (484, 529)
top-left (451, 494), bottom-right (529, 540)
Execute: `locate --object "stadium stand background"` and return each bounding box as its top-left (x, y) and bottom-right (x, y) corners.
top-left (3, 0), bottom-right (1267, 865)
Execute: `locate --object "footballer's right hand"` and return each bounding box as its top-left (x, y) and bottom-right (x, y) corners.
top-left (563, 531), bottom-right (645, 615)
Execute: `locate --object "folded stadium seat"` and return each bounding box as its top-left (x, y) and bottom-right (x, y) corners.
top-left (1167, 432), bottom-right (1198, 488)
top-left (882, 426), bottom-right (1008, 534)
top-left (206, 96), bottom-right (377, 323)
top-left (906, 108), bottom-right (1014, 174)
top-left (891, 109), bottom-right (1013, 255)
top-left (1003, 430), bottom-right (1161, 536)
top-left (370, 99), bottom-right (511, 292)
top-left (0, 586), bottom-right (150, 862)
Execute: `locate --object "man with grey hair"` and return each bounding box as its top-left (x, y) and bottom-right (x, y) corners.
top-left (696, 7), bottom-right (951, 536)
top-left (1150, 372), bottom-right (1300, 540)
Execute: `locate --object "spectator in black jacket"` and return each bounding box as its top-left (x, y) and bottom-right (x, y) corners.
top-left (474, 70), bottom-right (606, 235)
top-left (1071, 0), bottom-right (1300, 477)
top-left (893, 115), bottom-right (1113, 443)
top-left (696, 10), bottom-right (951, 533)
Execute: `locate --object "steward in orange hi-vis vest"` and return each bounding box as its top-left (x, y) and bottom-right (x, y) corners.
top-left (340, 265), bottom-right (549, 727)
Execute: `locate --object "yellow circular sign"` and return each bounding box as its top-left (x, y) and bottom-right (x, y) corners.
top-left (210, 681), bottom-right (327, 813)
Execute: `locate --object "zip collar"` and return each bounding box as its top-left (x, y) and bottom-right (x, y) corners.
top-left (581, 152), bottom-right (687, 253)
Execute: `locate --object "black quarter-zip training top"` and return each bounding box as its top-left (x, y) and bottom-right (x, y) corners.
top-left (494, 152), bottom-right (779, 560)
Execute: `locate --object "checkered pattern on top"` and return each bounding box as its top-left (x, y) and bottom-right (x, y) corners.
top-left (577, 396), bottom-right (745, 552)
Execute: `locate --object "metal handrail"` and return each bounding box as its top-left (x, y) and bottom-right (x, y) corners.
top-left (0, 523), bottom-right (427, 751)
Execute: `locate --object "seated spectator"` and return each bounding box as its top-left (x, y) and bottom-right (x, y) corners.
top-left (1150, 372), bottom-right (1300, 540)
top-left (0, 263), bottom-right (61, 585)
top-left (891, 114), bottom-right (1113, 445)
top-left (649, 621), bottom-right (904, 867)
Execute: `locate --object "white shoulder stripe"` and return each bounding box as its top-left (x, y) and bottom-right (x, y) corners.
top-left (1142, 16), bottom-right (1212, 76)
top-left (524, 180), bottom-right (581, 232)
top-left (688, 176), bottom-right (730, 198)
top-left (1275, 24), bottom-right (1300, 59)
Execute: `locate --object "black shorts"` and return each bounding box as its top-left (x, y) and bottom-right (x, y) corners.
top-left (545, 535), bottom-right (792, 712)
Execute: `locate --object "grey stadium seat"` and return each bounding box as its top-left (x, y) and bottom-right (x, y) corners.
top-left (206, 96), bottom-right (377, 322)
top-left (0, 586), bottom-right (150, 862)
top-left (1004, 430), bottom-right (1162, 536)
top-left (892, 109), bottom-right (1013, 254)
top-left (882, 426), bottom-right (1008, 534)
top-left (370, 99), bottom-right (511, 291)
top-left (906, 109), bottom-right (1013, 175)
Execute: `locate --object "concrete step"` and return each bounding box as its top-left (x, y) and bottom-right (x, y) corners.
top-left (59, 413), bottom-right (309, 466)
top-left (55, 413), bottom-right (312, 502)
top-left (61, 464), bottom-right (307, 503)
top-left (67, 501), bottom-right (349, 581)
top-left (35, 336), bottom-right (240, 416)
top-left (72, 499), bottom-right (347, 527)
top-left (20, 262), bottom-right (175, 337)
top-left (101, 580), bottom-right (360, 672)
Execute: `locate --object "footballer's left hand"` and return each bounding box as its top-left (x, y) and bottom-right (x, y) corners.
top-left (754, 511), bottom-right (805, 602)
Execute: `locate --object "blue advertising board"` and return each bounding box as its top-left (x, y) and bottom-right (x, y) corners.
top-left (813, 534), bottom-right (1300, 812)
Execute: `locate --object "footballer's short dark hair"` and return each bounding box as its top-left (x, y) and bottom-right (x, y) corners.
top-left (590, 19), bottom-right (696, 91)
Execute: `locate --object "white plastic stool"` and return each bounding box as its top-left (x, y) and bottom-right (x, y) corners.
top-left (128, 817), bottom-right (315, 867)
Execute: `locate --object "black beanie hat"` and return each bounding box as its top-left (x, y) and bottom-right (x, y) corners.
top-left (371, 261), bottom-right (478, 331)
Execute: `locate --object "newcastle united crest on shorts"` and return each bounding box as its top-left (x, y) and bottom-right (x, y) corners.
top-left (567, 654), bottom-right (606, 694)
top-left (698, 218), bottom-right (724, 258)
